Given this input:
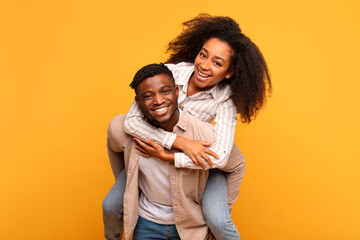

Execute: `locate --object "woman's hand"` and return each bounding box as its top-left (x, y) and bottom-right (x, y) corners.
top-left (173, 136), bottom-right (219, 170)
top-left (134, 137), bottom-right (174, 163)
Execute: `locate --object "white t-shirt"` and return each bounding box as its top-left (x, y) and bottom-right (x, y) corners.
top-left (138, 152), bottom-right (174, 224)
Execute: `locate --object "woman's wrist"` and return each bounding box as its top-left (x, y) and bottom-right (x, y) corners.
top-left (162, 152), bottom-right (175, 163)
top-left (172, 136), bottom-right (187, 150)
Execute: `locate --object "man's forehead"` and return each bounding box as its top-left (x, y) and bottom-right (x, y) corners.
top-left (137, 74), bottom-right (175, 92)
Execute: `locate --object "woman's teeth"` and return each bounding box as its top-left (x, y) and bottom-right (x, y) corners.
top-left (198, 71), bottom-right (210, 78)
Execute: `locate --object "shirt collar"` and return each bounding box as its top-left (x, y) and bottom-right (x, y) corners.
top-left (174, 108), bottom-right (191, 132)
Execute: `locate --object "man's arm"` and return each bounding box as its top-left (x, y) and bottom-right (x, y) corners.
top-left (107, 138), bottom-right (125, 179)
top-left (107, 114), bottom-right (130, 179)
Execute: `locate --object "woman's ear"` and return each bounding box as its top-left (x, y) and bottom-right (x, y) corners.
top-left (225, 70), bottom-right (234, 79)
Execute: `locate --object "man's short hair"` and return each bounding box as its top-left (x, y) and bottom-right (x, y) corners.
top-left (129, 63), bottom-right (175, 94)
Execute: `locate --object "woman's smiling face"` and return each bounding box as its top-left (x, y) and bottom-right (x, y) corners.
top-left (191, 38), bottom-right (234, 93)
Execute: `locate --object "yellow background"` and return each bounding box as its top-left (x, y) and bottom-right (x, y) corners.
top-left (1, 0), bottom-right (359, 239)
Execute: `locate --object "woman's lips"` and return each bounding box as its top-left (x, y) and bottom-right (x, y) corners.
top-left (196, 69), bottom-right (211, 81)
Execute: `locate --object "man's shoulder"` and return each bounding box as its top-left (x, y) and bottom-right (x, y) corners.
top-left (108, 114), bottom-right (126, 133)
top-left (107, 114), bottom-right (132, 146)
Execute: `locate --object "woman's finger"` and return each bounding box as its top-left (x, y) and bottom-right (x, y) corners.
top-left (145, 138), bottom-right (162, 151)
top-left (139, 152), bottom-right (151, 158)
top-left (204, 148), bottom-right (219, 159)
top-left (190, 156), bottom-right (200, 167)
top-left (199, 141), bottom-right (211, 146)
top-left (196, 155), bottom-right (207, 170)
top-left (134, 138), bottom-right (152, 151)
top-left (135, 145), bottom-right (150, 155)
top-left (201, 152), bottom-right (214, 168)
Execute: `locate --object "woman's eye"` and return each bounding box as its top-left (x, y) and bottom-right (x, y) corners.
top-left (199, 52), bottom-right (206, 58)
top-left (214, 61), bottom-right (222, 67)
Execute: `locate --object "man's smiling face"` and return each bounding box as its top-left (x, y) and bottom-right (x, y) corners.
top-left (135, 73), bottom-right (179, 132)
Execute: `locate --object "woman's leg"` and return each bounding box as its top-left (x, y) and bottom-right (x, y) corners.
top-left (102, 169), bottom-right (127, 240)
top-left (202, 169), bottom-right (241, 240)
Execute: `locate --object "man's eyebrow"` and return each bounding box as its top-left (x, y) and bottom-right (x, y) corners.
top-left (161, 84), bottom-right (174, 88)
top-left (140, 90), bottom-right (153, 96)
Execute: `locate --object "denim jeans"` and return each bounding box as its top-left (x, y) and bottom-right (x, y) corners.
top-left (133, 216), bottom-right (181, 240)
top-left (102, 169), bottom-right (240, 240)
top-left (102, 170), bottom-right (126, 240)
top-left (202, 169), bottom-right (241, 240)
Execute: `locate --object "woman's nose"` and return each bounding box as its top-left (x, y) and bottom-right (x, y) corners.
top-left (200, 59), bottom-right (211, 71)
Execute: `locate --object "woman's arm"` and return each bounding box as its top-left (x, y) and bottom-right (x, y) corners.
top-left (125, 101), bottom-right (219, 169)
top-left (124, 101), bottom-right (177, 150)
top-left (174, 98), bottom-right (237, 169)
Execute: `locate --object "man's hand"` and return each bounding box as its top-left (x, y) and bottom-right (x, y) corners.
top-left (134, 137), bottom-right (174, 163)
top-left (173, 136), bottom-right (219, 170)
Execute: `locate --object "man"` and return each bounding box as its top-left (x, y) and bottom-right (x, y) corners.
top-left (103, 63), bottom-right (245, 240)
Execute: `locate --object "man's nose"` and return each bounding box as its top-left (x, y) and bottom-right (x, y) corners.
top-left (153, 94), bottom-right (165, 105)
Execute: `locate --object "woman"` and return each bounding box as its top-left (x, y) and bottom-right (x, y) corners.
top-left (103, 14), bottom-right (271, 240)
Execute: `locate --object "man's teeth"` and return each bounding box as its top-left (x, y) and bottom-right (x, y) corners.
top-left (154, 107), bottom-right (167, 112)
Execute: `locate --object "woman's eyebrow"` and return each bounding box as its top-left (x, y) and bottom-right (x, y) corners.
top-left (214, 56), bottom-right (225, 63)
top-left (202, 48), bottom-right (208, 53)
top-left (202, 47), bottom-right (225, 63)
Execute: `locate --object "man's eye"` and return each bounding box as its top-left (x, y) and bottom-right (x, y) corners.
top-left (163, 90), bottom-right (170, 94)
top-left (143, 95), bottom-right (151, 99)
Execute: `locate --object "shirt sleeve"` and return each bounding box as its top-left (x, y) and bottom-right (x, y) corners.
top-left (124, 101), bottom-right (177, 150)
top-left (107, 138), bottom-right (125, 180)
top-left (107, 115), bottom-right (127, 179)
top-left (174, 98), bottom-right (237, 169)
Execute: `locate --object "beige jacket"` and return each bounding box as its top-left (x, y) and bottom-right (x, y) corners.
top-left (107, 110), bottom-right (245, 240)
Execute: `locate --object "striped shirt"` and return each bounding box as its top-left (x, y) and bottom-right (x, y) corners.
top-left (124, 62), bottom-right (237, 169)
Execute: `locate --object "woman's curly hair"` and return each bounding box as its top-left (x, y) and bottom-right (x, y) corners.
top-left (166, 14), bottom-right (272, 123)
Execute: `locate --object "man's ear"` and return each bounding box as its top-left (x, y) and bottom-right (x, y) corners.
top-left (175, 86), bottom-right (179, 98)
top-left (135, 96), bottom-right (140, 107)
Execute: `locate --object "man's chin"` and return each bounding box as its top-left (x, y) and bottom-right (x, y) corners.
top-left (149, 116), bottom-right (171, 127)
